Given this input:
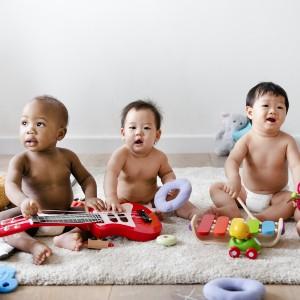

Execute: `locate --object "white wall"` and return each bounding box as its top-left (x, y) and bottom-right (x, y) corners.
top-left (0, 0), bottom-right (300, 154)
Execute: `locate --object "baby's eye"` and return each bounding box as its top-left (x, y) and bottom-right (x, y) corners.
top-left (144, 126), bottom-right (151, 130)
top-left (262, 104), bottom-right (269, 108)
top-left (21, 121), bottom-right (27, 126)
top-left (129, 126), bottom-right (136, 130)
top-left (277, 106), bottom-right (284, 110)
top-left (37, 122), bottom-right (45, 127)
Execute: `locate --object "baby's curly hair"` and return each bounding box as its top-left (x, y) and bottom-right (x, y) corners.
top-left (33, 95), bottom-right (69, 127)
top-left (121, 100), bottom-right (162, 130)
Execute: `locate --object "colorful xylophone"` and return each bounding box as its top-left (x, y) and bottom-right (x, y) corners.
top-left (191, 213), bottom-right (284, 248)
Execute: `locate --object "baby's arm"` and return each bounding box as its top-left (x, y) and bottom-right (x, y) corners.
top-left (224, 136), bottom-right (248, 198)
top-left (158, 153), bottom-right (176, 184)
top-left (68, 150), bottom-right (105, 212)
top-left (286, 136), bottom-right (300, 189)
top-left (104, 148), bottom-right (127, 212)
top-left (5, 154), bottom-right (39, 218)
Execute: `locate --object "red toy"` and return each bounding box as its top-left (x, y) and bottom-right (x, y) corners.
top-left (288, 182), bottom-right (300, 209)
top-left (0, 202), bottom-right (162, 242)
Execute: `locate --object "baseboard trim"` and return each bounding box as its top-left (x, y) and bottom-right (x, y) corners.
top-left (0, 135), bottom-right (215, 154)
top-left (3, 134), bottom-right (299, 154)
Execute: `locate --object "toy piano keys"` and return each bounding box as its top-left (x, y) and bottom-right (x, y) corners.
top-left (190, 213), bottom-right (285, 247)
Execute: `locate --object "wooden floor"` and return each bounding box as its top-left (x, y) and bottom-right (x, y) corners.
top-left (0, 153), bottom-right (299, 300)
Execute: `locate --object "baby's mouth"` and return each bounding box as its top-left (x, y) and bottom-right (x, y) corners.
top-left (25, 138), bottom-right (38, 146)
top-left (134, 139), bottom-right (143, 145)
top-left (266, 117), bottom-right (276, 123)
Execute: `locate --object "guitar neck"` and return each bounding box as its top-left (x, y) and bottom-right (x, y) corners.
top-left (31, 212), bottom-right (104, 225)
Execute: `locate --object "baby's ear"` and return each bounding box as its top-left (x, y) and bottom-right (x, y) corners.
top-left (155, 129), bottom-right (161, 142)
top-left (245, 106), bottom-right (253, 120)
top-left (120, 127), bottom-right (125, 139)
top-left (57, 127), bottom-right (67, 141)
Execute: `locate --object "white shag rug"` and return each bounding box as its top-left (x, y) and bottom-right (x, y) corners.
top-left (2, 167), bottom-right (300, 285)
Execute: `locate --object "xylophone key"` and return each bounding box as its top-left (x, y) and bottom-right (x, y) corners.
top-left (261, 220), bottom-right (275, 235)
top-left (197, 214), bottom-right (215, 236)
top-left (213, 216), bottom-right (230, 237)
top-left (247, 219), bottom-right (260, 234)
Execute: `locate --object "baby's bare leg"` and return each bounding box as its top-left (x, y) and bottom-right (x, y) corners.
top-left (53, 228), bottom-right (85, 251)
top-left (209, 182), bottom-right (244, 219)
top-left (4, 232), bottom-right (51, 265)
top-left (255, 191), bottom-right (294, 221)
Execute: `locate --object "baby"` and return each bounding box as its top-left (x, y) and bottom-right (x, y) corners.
top-left (1, 95), bottom-right (105, 264)
top-left (104, 100), bottom-right (199, 219)
top-left (209, 82), bottom-right (300, 229)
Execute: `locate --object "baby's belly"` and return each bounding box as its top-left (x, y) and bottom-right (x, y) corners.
top-left (118, 181), bottom-right (158, 204)
top-left (24, 186), bottom-right (74, 210)
top-left (243, 170), bottom-right (288, 194)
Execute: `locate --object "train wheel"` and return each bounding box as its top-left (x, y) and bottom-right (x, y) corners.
top-left (229, 246), bottom-right (240, 258)
top-left (246, 248), bottom-right (258, 259)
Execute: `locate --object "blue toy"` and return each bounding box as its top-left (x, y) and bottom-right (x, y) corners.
top-left (0, 265), bottom-right (18, 293)
top-left (154, 179), bottom-right (192, 212)
top-left (233, 121), bottom-right (251, 142)
top-left (215, 113), bottom-right (249, 156)
top-left (203, 277), bottom-right (265, 300)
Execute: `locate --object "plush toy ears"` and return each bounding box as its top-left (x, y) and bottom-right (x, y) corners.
top-left (221, 112), bottom-right (230, 118)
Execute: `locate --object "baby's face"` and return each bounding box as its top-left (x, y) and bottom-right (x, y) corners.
top-left (121, 108), bottom-right (161, 156)
top-left (246, 93), bottom-right (287, 134)
top-left (20, 100), bottom-right (65, 152)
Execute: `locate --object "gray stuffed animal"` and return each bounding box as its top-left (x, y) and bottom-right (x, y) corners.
top-left (214, 113), bottom-right (249, 156)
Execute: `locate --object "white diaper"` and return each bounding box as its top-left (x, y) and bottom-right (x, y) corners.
top-left (244, 186), bottom-right (289, 213)
top-left (245, 189), bottom-right (272, 213)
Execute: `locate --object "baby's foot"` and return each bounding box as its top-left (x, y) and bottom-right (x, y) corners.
top-left (29, 241), bottom-right (52, 265)
top-left (53, 232), bottom-right (84, 251)
top-left (154, 210), bottom-right (165, 221)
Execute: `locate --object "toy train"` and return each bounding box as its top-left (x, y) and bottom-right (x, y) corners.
top-left (191, 214), bottom-right (284, 247)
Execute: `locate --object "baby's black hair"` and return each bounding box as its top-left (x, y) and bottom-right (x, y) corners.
top-left (121, 100), bottom-right (162, 129)
top-left (246, 82), bottom-right (289, 112)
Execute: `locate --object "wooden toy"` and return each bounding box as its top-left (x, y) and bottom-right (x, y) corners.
top-left (0, 202), bottom-right (162, 242)
top-left (86, 239), bottom-right (114, 249)
top-left (191, 197), bottom-right (284, 248)
top-left (228, 218), bottom-right (262, 259)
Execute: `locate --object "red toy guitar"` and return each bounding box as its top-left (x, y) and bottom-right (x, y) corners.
top-left (0, 202), bottom-right (162, 242)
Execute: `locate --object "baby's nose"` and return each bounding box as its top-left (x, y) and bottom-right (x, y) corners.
top-left (135, 128), bottom-right (143, 135)
top-left (26, 125), bottom-right (35, 134)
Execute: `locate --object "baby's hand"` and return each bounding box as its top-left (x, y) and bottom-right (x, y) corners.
top-left (85, 197), bottom-right (106, 212)
top-left (166, 189), bottom-right (179, 200)
top-left (20, 198), bottom-right (39, 218)
top-left (223, 180), bottom-right (241, 199)
top-left (106, 198), bottom-right (124, 213)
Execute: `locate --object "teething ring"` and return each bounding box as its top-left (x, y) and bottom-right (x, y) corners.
top-left (203, 277), bottom-right (265, 300)
top-left (154, 179), bottom-right (192, 213)
top-left (156, 234), bottom-right (177, 246)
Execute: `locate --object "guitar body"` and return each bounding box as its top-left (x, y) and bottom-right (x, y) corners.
top-left (88, 203), bottom-right (162, 241)
top-left (0, 202), bottom-right (162, 242)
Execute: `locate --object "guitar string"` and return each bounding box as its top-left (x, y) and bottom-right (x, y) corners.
top-left (1, 213), bottom-right (153, 226)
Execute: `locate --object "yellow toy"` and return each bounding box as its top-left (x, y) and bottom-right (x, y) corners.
top-left (0, 176), bottom-right (10, 210)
